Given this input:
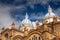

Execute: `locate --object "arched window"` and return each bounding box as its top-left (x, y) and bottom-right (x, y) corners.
top-left (32, 37), bottom-right (34, 40)
top-left (52, 38), bottom-right (56, 40)
top-left (34, 35), bottom-right (37, 40)
top-left (39, 37), bottom-right (40, 40)
top-left (16, 38), bottom-right (21, 40)
top-left (28, 34), bottom-right (41, 40)
top-left (5, 34), bottom-right (8, 40)
top-left (35, 37), bottom-right (37, 40)
top-left (34, 35), bottom-right (35, 40)
top-left (29, 39), bottom-right (31, 40)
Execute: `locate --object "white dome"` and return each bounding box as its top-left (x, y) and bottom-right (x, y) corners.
top-left (21, 12), bottom-right (32, 24)
top-left (45, 5), bottom-right (56, 18)
top-left (44, 5), bottom-right (57, 23)
top-left (20, 13), bottom-right (34, 31)
top-left (22, 19), bottom-right (31, 24)
top-left (45, 12), bottom-right (56, 18)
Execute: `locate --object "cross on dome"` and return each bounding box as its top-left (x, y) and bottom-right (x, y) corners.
top-left (25, 12), bottom-right (28, 19)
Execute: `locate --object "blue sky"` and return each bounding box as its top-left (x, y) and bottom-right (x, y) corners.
top-left (0, 0), bottom-right (60, 28)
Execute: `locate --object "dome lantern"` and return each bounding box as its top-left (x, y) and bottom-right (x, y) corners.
top-left (25, 12), bottom-right (28, 19)
top-left (48, 5), bottom-right (52, 13)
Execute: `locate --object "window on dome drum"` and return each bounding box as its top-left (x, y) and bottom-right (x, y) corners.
top-left (5, 34), bottom-right (8, 40)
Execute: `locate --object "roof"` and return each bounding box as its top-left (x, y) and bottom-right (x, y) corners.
top-left (45, 12), bottom-right (56, 18)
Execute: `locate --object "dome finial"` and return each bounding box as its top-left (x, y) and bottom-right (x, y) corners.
top-left (48, 5), bottom-right (52, 13)
top-left (25, 12), bottom-right (28, 19)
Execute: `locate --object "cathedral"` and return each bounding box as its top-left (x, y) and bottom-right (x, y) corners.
top-left (0, 5), bottom-right (60, 40)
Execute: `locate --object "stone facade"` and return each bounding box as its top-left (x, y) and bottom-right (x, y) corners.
top-left (0, 5), bottom-right (60, 40)
top-left (0, 20), bottom-right (60, 40)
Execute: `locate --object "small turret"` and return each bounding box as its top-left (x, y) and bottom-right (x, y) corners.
top-left (10, 22), bottom-right (15, 29)
top-left (43, 19), bottom-right (46, 24)
top-left (36, 20), bottom-right (40, 29)
top-left (53, 16), bottom-right (57, 24)
top-left (24, 27), bottom-right (28, 36)
top-left (43, 19), bottom-right (48, 31)
top-left (2, 27), bottom-right (4, 32)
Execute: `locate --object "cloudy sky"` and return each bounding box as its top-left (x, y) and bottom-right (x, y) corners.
top-left (0, 0), bottom-right (60, 29)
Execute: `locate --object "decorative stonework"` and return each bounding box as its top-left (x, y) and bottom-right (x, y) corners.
top-left (0, 5), bottom-right (60, 40)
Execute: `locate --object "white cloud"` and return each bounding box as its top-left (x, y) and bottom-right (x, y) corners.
top-left (27, 0), bottom-right (50, 5)
top-left (53, 7), bottom-right (60, 17)
top-left (52, 0), bottom-right (60, 2)
top-left (0, 5), bottom-right (13, 29)
top-left (30, 12), bottom-right (44, 22)
top-left (0, 5), bottom-right (22, 30)
top-left (0, 0), bottom-right (60, 30)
